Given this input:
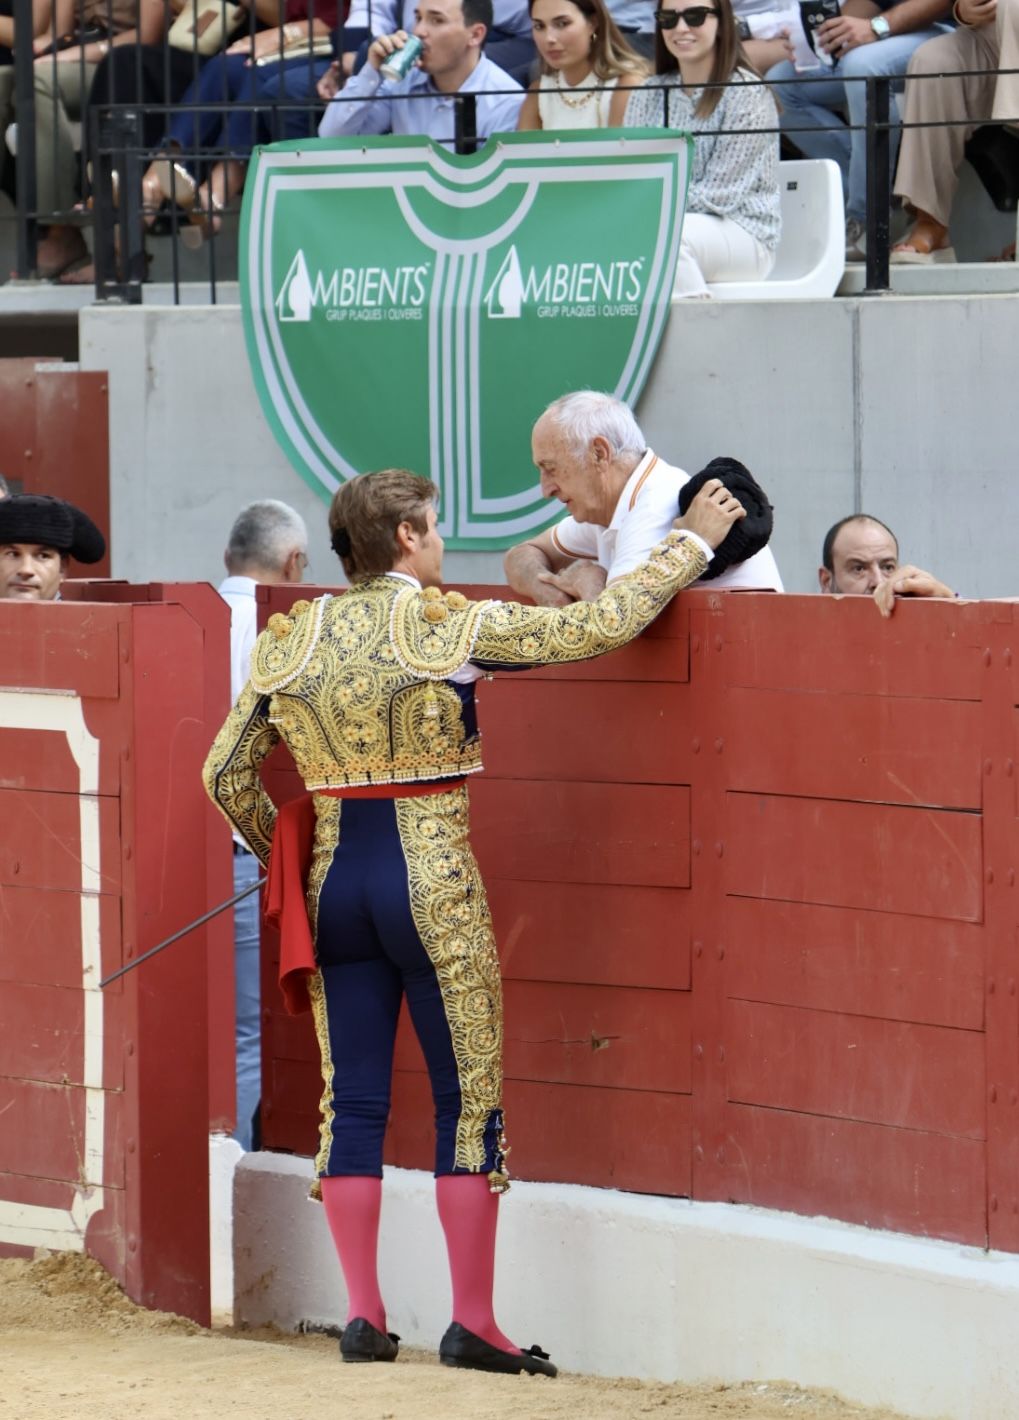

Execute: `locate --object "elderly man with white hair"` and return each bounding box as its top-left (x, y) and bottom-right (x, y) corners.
top-left (218, 497), bottom-right (309, 1151)
top-left (504, 391), bottom-right (783, 606)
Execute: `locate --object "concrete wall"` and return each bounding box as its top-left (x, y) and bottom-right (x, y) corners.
top-left (79, 296), bottom-right (1019, 596)
top-left (233, 1154), bottom-right (1019, 1420)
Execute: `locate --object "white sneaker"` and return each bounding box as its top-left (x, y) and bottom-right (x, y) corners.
top-left (845, 217), bottom-right (866, 262)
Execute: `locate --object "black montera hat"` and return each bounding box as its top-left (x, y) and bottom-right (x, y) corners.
top-left (0, 494), bottom-right (106, 563)
top-left (678, 457), bottom-right (773, 581)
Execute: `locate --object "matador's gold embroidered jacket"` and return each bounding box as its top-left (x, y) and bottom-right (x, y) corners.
top-left (203, 529), bottom-right (707, 859)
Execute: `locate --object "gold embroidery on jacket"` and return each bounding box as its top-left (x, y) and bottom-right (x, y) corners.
top-left (395, 785), bottom-right (503, 1173)
top-left (307, 796), bottom-right (342, 1183)
top-left (201, 681), bottom-right (279, 863)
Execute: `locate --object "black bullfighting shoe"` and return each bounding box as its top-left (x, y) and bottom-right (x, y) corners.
top-left (438, 1322), bottom-right (558, 1377)
top-left (339, 1317), bottom-right (400, 1362)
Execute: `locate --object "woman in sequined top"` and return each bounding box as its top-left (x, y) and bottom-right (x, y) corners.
top-left (517, 0), bottom-right (647, 129)
top-left (624, 0), bottom-right (780, 295)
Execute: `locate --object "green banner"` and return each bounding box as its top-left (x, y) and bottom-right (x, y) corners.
top-left (241, 128), bottom-right (690, 549)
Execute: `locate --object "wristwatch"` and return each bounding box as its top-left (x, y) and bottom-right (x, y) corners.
top-left (871, 15), bottom-right (891, 36)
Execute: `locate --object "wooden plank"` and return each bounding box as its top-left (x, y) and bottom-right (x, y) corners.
top-left (504, 982), bottom-right (691, 1094)
top-left (724, 899), bottom-right (984, 1031)
top-left (0, 982), bottom-right (124, 1090)
top-left (392, 982), bottom-right (690, 1094)
top-left (720, 595), bottom-right (987, 702)
top-left (726, 1000), bottom-right (984, 1138)
top-left (488, 879), bottom-right (691, 991)
top-left (726, 793), bottom-right (982, 922)
top-left (471, 781), bottom-right (691, 889)
top-left (385, 1070), bottom-right (693, 1196)
top-left (721, 1102), bottom-right (987, 1246)
top-left (723, 687), bottom-right (982, 810)
top-left (479, 679), bottom-right (692, 784)
top-left (0, 1077), bottom-right (85, 1180)
top-left (0, 888), bottom-right (122, 992)
top-left (0, 605), bottom-right (123, 699)
top-left (0, 729), bottom-right (81, 795)
top-left (0, 791), bottom-right (122, 894)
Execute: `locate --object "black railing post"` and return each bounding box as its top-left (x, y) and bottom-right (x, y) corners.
top-left (863, 73), bottom-right (891, 295)
top-left (454, 92), bottom-right (478, 156)
top-left (13, 0), bottom-right (37, 278)
top-left (92, 106), bottom-right (145, 304)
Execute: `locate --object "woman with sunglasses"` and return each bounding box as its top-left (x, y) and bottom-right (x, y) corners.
top-left (624, 0), bottom-right (780, 296)
top-left (517, 0), bottom-right (647, 129)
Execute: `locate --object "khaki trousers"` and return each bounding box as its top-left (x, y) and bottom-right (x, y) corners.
top-left (894, 0), bottom-right (1019, 225)
top-left (0, 60), bottom-right (97, 218)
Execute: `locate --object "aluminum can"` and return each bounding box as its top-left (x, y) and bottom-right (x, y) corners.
top-left (380, 35), bottom-right (423, 82)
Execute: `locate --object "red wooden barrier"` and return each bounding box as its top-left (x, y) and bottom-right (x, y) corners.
top-left (0, 599), bottom-right (217, 1323)
top-left (61, 581), bottom-right (234, 1132)
top-left (255, 585), bottom-right (1019, 1255)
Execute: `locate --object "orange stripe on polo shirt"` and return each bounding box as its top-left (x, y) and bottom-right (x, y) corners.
top-left (627, 454), bottom-right (659, 511)
top-left (551, 525), bottom-right (597, 560)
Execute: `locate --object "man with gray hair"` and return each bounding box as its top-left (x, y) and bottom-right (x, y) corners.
top-left (504, 391), bottom-right (783, 605)
top-left (218, 498), bottom-right (308, 1151)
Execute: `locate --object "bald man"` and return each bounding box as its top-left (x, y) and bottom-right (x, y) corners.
top-left (819, 515), bottom-right (954, 617)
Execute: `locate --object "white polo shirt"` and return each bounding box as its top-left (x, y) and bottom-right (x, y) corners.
top-left (550, 450), bottom-right (784, 592)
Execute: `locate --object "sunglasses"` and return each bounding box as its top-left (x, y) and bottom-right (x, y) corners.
top-left (655, 5), bottom-right (719, 26)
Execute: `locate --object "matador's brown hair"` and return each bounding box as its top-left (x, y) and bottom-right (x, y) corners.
top-left (328, 468), bottom-right (439, 582)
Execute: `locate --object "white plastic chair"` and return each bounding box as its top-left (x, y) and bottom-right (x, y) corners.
top-left (706, 158), bottom-right (845, 300)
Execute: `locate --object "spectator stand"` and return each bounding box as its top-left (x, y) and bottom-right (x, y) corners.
top-left (3, 32), bottom-right (1018, 303)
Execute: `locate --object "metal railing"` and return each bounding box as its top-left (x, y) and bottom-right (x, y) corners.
top-left (3, 25), bottom-right (1017, 303)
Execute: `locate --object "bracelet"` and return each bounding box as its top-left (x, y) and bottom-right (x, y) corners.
top-left (283, 22), bottom-right (301, 44)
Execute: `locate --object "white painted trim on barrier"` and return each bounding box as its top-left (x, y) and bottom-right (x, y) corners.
top-left (0, 688), bottom-right (104, 1249)
top-left (234, 1153), bottom-right (1019, 1420)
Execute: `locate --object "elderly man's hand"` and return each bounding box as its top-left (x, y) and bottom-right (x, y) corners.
top-left (674, 478), bottom-right (746, 549)
top-left (538, 561), bottom-right (608, 604)
top-left (873, 565), bottom-right (955, 618)
top-left (532, 560), bottom-right (608, 606)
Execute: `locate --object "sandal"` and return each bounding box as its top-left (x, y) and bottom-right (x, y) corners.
top-left (149, 157), bottom-right (200, 214)
top-left (891, 218), bottom-right (955, 264)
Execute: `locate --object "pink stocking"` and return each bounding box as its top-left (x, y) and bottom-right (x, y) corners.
top-left (436, 1174), bottom-right (520, 1354)
top-left (320, 1175), bottom-right (386, 1332)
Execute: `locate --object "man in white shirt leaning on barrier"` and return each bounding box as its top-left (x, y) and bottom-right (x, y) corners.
top-left (504, 390), bottom-right (784, 607)
top-left (318, 0), bottom-right (525, 143)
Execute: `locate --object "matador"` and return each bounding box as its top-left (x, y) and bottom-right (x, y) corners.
top-left (203, 466), bottom-right (742, 1376)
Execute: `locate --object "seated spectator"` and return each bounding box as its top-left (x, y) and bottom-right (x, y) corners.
top-left (818, 513), bottom-right (954, 616)
top-left (327, 0), bottom-right (535, 82)
top-left (517, 0), bottom-right (647, 129)
top-left (138, 0), bottom-right (338, 241)
top-left (503, 390), bottom-right (783, 603)
top-left (0, 0), bottom-right (163, 278)
top-left (318, 0), bottom-right (525, 141)
top-left (765, 0), bottom-right (952, 263)
top-left (892, 0), bottom-right (1018, 261)
top-left (623, 0), bottom-right (780, 296)
top-left (0, 493), bottom-right (105, 600)
top-left (218, 498), bottom-right (308, 1152)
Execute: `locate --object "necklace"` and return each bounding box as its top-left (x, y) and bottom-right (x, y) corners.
top-left (554, 67), bottom-right (596, 108)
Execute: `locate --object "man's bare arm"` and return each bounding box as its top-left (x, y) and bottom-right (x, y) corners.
top-left (504, 529), bottom-right (579, 607)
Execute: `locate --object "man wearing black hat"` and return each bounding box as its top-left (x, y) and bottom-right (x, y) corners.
top-left (504, 391), bottom-right (782, 607)
top-left (0, 494), bottom-right (106, 601)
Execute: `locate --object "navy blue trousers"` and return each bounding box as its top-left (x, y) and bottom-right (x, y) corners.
top-left (308, 790), bottom-right (506, 1181)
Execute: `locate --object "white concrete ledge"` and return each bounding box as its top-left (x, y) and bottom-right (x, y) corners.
top-left (233, 1152), bottom-right (1019, 1420)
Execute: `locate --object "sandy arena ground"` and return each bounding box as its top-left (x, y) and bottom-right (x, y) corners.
top-left (0, 1254), bottom-right (913, 1420)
